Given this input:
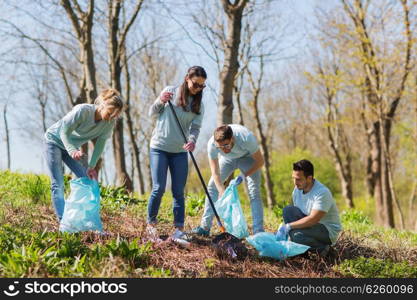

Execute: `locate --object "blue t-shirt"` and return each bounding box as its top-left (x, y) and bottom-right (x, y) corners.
top-left (208, 124), bottom-right (259, 160)
top-left (292, 180), bottom-right (342, 244)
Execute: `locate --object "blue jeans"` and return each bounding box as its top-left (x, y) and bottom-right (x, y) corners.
top-left (200, 156), bottom-right (264, 234)
top-left (147, 148), bottom-right (188, 228)
top-left (283, 205), bottom-right (331, 249)
top-left (44, 142), bottom-right (87, 221)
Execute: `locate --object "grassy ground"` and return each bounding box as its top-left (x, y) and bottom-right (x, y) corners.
top-left (0, 170), bottom-right (416, 278)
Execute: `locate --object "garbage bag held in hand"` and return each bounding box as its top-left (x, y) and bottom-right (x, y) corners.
top-left (246, 232), bottom-right (310, 260)
top-left (214, 178), bottom-right (249, 239)
top-left (59, 177), bottom-right (103, 233)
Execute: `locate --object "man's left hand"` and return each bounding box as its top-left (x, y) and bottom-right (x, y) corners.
top-left (275, 223), bottom-right (291, 240)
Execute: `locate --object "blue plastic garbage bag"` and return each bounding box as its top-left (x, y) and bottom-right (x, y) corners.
top-left (214, 178), bottom-right (249, 239)
top-left (246, 232), bottom-right (310, 260)
top-left (59, 177), bottom-right (103, 233)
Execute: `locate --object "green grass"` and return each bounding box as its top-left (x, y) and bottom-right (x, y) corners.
top-left (0, 225), bottom-right (153, 277)
top-left (334, 257), bottom-right (417, 278)
top-left (1, 170), bottom-right (417, 278)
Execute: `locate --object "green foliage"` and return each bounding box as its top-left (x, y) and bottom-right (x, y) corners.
top-left (186, 193), bottom-right (205, 216)
top-left (0, 224), bottom-right (152, 277)
top-left (0, 170), bottom-right (50, 204)
top-left (341, 209), bottom-right (372, 225)
top-left (269, 148), bottom-right (340, 206)
top-left (143, 266), bottom-right (172, 278)
top-left (271, 201), bottom-right (287, 225)
top-left (335, 257), bottom-right (417, 278)
top-left (90, 236), bottom-right (152, 268)
top-left (204, 258), bottom-right (217, 269)
top-left (100, 185), bottom-right (143, 210)
top-left (21, 175), bottom-right (50, 204)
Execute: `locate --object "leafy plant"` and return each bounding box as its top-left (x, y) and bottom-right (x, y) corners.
top-left (186, 194), bottom-right (205, 216)
top-left (101, 185), bottom-right (142, 210)
top-left (143, 266), bottom-right (172, 278)
top-left (91, 236), bottom-right (152, 268)
top-left (335, 257), bottom-right (417, 278)
top-left (341, 209), bottom-right (372, 225)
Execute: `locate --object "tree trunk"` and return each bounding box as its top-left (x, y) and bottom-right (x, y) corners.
top-left (3, 103), bottom-right (11, 169)
top-left (145, 139), bottom-right (152, 192)
top-left (217, 0), bottom-right (248, 125)
top-left (368, 123), bottom-right (384, 225)
top-left (247, 58), bottom-right (276, 208)
top-left (107, 0), bottom-right (137, 191)
top-left (122, 45), bottom-right (145, 195)
top-left (61, 0), bottom-right (97, 169)
top-left (234, 71), bottom-right (245, 125)
top-left (322, 67), bottom-right (354, 209)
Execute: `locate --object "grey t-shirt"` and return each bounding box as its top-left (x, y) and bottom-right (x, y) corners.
top-left (44, 104), bottom-right (115, 168)
top-left (292, 179), bottom-right (342, 244)
top-left (208, 124), bottom-right (259, 160)
top-left (149, 85), bottom-right (204, 153)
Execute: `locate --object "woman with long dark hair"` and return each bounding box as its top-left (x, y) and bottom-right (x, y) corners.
top-left (147, 66), bottom-right (207, 243)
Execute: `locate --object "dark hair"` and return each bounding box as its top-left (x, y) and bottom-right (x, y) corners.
top-left (178, 66), bottom-right (207, 114)
top-left (293, 159), bottom-right (314, 178)
top-left (214, 125), bottom-right (233, 142)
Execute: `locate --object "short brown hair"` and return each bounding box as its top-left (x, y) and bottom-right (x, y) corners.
top-left (293, 159), bottom-right (314, 178)
top-left (214, 125), bottom-right (233, 142)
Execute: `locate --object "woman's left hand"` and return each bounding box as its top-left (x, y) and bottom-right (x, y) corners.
top-left (87, 168), bottom-right (98, 180)
top-left (183, 141), bottom-right (196, 152)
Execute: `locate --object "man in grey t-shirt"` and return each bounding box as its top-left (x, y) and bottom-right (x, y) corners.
top-left (192, 124), bottom-right (265, 236)
top-left (275, 159), bottom-right (342, 255)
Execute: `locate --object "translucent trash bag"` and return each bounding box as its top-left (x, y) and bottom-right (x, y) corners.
top-left (214, 178), bottom-right (249, 239)
top-left (246, 232), bottom-right (310, 260)
top-left (59, 177), bottom-right (103, 233)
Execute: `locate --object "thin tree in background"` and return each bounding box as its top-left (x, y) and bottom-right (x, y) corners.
top-left (246, 57), bottom-right (276, 208)
top-left (107, 0), bottom-right (144, 191)
top-left (61, 0), bottom-right (98, 168)
top-left (317, 63), bottom-right (354, 208)
top-left (61, 0), bottom-right (97, 104)
top-left (340, 0), bottom-right (412, 227)
top-left (3, 102), bottom-right (10, 170)
top-left (217, 0), bottom-right (249, 125)
top-left (122, 46), bottom-right (145, 195)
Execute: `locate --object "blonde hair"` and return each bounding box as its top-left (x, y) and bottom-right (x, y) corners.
top-left (94, 88), bottom-right (124, 112)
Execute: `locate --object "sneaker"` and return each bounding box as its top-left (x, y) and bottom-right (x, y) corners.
top-left (146, 225), bottom-right (162, 243)
top-left (191, 226), bottom-right (210, 237)
top-left (171, 229), bottom-right (191, 248)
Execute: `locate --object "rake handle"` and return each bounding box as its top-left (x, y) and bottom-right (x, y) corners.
top-left (167, 100), bottom-right (224, 230)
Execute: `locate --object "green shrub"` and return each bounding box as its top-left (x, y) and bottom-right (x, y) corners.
top-left (21, 175), bottom-right (50, 204)
top-left (186, 193), bottom-right (205, 216)
top-left (100, 185), bottom-right (142, 210)
top-left (55, 234), bottom-right (89, 260)
top-left (143, 266), bottom-right (172, 278)
top-left (91, 236), bottom-right (152, 268)
top-left (335, 257), bottom-right (417, 278)
top-left (0, 171), bottom-right (50, 204)
top-left (341, 209), bottom-right (372, 225)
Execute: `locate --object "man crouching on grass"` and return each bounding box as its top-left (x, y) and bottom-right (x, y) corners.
top-left (275, 159), bottom-right (342, 256)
